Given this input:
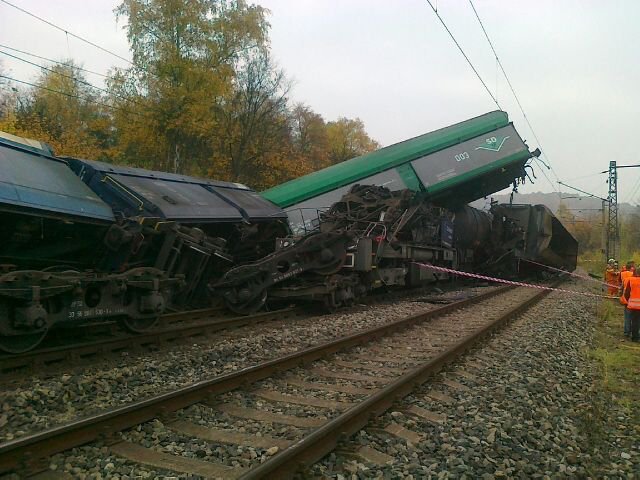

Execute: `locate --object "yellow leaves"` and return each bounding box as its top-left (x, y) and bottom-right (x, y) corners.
top-left (0, 112), bottom-right (105, 160)
top-left (0, 0), bottom-right (382, 192)
top-left (250, 151), bottom-right (314, 192)
top-left (326, 117), bottom-right (380, 164)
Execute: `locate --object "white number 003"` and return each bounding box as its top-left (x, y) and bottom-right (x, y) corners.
top-left (455, 152), bottom-right (470, 162)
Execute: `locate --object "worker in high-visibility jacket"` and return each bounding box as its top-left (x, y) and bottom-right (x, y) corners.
top-left (605, 259), bottom-right (619, 296)
top-left (622, 268), bottom-right (640, 342)
top-left (620, 262), bottom-right (634, 337)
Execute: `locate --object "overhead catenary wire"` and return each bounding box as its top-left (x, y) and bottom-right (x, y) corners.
top-left (424, 0), bottom-right (501, 110)
top-left (0, 49), bottom-right (138, 106)
top-left (467, 0), bottom-right (563, 194)
top-left (0, 74), bottom-right (147, 119)
top-left (0, 49), bottom-right (108, 90)
top-left (532, 161), bottom-right (561, 195)
top-left (0, 43), bottom-right (109, 78)
top-left (0, 0), bottom-right (134, 67)
top-left (623, 175), bottom-right (640, 204)
top-left (424, 0), bottom-right (559, 197)
top-left (563, 171), bottom-right (606, 182)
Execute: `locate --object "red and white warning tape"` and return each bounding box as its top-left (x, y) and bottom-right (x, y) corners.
top-left (517, 258), bottom-right (614, 288)
top-left (414, 262), bottom-right (618, 299)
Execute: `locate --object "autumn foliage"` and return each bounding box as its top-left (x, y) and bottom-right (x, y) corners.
top-left (0, 0), bottom-right (379, 190)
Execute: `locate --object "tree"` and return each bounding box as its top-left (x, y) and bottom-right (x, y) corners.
top-left (290, 103), bottom-right (329, 170)
top-left (620, 210), bottom-right (640, 259)
top-left (326, 117), bottom-right (380, 164)
top-left (0, 62), bottom-right (113, 159)
top-left (211, 50), bottom-right (305, 189)
top-left (112, 0), bottom-right (270, 174)
top-left (0, 61), bottom-right (14, 118)
top-left (0, 2), bottom-right (383, 190)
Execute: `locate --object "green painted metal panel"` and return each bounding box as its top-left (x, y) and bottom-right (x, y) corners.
top-left (262, 110), bottom-right (509, 207)
top-left (395, 163), bottom-right (423, 192)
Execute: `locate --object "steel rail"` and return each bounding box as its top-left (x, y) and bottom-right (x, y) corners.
top-left (159, 306), bottom-right (225, 324)
top-left (0, 285), bottom-right (512, 474)
top-left (0, 307), bottom-right (301, 375)
top-left (0, 281), bottom-right (486, 371)
top-left (240, 284), bottom-right (556, 479)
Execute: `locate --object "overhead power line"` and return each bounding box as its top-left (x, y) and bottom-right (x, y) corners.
top-left (0, 43), bottom-right (109, 78)
top-left (0, 74), bottom-right (147, 118)
top-left (424, 0), bottom-right (501, 110)
top-left (623, 175), bottom-right (640, 204)
top-left (533, 161), bottom-right (561, 195)
top-left (0, 50), bottom-right (113, 98)
top-left (563, 171), bottom-right (605, 182)
top-left (0, 0), bottom-right (133, 66)
top-left (467, 0), bottom-right (563, 193)
top-left (0, 49), bottom-right (143, 107)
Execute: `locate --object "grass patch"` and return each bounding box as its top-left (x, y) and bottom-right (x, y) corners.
top-left (583, 299), bottom-right (640, 471)
top-left (591, 300), bottom-right (640, 410)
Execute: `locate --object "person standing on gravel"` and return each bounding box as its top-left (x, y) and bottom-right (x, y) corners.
top-left (620, 262), bottom-right (634, 337)
top-left (622, 268), bottom-right (640, 342)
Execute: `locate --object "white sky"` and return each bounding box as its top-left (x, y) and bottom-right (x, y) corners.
top-left (1, 0), bottom-right (639, 202)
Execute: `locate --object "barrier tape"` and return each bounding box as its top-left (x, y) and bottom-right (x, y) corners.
top-left (414, 262), bottom-right (618, 299)
top-left (517, 258), bottom-right (614, 288)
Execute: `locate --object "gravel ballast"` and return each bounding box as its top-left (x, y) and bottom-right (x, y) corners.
top-left (0, 286), bottom-right (490, 442)
top-left (8, 280), bottom-right (629, 479)
top-left (311, 280), bottom-right (631, 478)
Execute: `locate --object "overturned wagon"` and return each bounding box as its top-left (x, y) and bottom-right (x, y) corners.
top-left (0, 132), bottom-right (287, 353)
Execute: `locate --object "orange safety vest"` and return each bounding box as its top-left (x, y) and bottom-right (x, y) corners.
top-left (620, 270), bottom-right (633, 305)
top-left (606, 267), bottom-right (619, 295)
top-left (624, 276), bottom-right (640, 310)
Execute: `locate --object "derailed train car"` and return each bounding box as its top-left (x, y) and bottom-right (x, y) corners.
top-left (0, 109), bottom-right (577, 352)
top-left (216, 185), bottom-right (578, 312)
top-left (218, 110), bottom-right (577, 312)
top-left (0, 132), bottom-right (287, 352)
top-left (491, 203), bottom-right (578, 273)
top-left (263, 110), bottom-right (538, 230)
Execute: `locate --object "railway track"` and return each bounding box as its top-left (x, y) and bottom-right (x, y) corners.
top-left (0, 307), bottom-right (303, 378)
top-left (0, 282), bottom-right (559, 478)
top-left (0, 283), bottom-right (479, 378)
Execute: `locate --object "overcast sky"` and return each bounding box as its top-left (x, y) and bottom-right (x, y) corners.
top-left (1, 0), bottom-right (639, 202)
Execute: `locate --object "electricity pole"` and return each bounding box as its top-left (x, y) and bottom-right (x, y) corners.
top-left (600, 162), bottom-right (640, 262)
top-left (607, 161), bottom-right (619, 261)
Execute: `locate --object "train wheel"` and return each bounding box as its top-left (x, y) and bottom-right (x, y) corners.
top-left (120, 316), bottom-right (159, 333)
top-left (309, 258), bottom-right (345, 276)
top-left (225, 289), bottom-right (267, 315)
top-left (0, 330), bottom-right (48, 354)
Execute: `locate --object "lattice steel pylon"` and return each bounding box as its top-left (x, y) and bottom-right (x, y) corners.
top-left (607, 160), bottom-right (620, 261)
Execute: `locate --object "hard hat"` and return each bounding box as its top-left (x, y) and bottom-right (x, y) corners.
top-left (609, 258), bottom-right (615, 264)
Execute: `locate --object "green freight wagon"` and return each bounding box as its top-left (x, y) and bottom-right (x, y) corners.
top-left (262, 110), bottom-right (536, 231)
